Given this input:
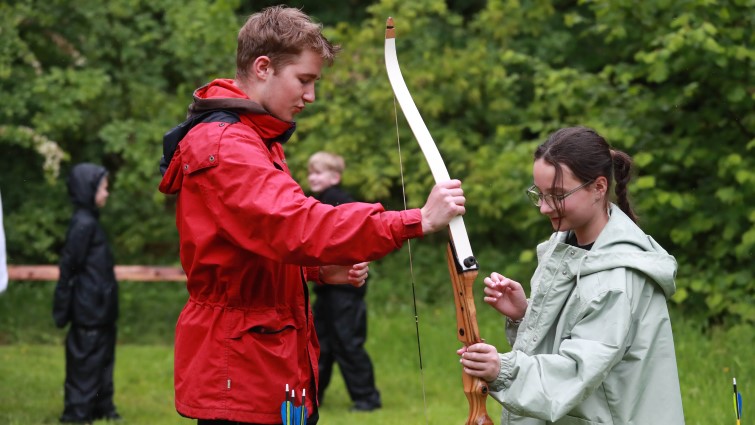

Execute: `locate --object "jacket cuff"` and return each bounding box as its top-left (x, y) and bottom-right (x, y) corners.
top-left (505, 316), bottom-right (522, 347)
top-left (490, 351), bottom-right (516, 392)
top-left (396, 209), bottom-right (423, 240)
top-left (304, 266), bottom-right (323, 285)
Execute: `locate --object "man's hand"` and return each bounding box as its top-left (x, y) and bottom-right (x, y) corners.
top-left (320, 262), bottom-right (370, 287)
top-left (420, 179), bottom-right (466, 234)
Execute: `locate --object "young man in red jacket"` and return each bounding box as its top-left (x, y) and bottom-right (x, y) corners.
top-left (158, 5), bottom-right (467, 425)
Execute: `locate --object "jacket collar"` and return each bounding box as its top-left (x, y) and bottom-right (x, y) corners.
top-left (189, 79), bottom-right (296, 144)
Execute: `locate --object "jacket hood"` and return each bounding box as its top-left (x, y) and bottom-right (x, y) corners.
top-left (553, 205), bottom-right (678, 299)
top-left (67, 163), bottom-right (108, 210)
top-left (187, 79), bottom-right (296, 139)
top-left (158, 79), bottom-right (296, 180)
top-left (188, 79), bottom-right (269, 116)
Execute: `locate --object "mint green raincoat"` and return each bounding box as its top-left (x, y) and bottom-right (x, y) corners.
top-left (489, 205), bottom-right (685, 424)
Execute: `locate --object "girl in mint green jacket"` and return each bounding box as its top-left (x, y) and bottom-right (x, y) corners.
top-left (459, 127), bottom-right (684, 424)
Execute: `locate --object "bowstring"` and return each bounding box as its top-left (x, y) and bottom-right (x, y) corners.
top-left (392, 96), bottom-right (429, 425)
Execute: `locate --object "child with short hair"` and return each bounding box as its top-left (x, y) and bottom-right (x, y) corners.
top-left (307, 151), bottom-right (382, 412)
top-left (306, 151), bottom-right (345, 200)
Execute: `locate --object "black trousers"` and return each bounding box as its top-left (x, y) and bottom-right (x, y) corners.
top-left (61, 324), bottom-right (117, 421)
top-left (313, 288), bottom-right (381, 407)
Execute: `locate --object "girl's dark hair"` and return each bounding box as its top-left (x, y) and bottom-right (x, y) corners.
top-left (534, 127), bottom-right (638, 223)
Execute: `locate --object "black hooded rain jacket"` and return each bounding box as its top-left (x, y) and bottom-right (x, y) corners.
top-left (53, 163), bottom-right (118, 327)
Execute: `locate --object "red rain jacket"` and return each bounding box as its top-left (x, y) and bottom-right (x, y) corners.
top-left (159, 79), bottom-right (422, 423)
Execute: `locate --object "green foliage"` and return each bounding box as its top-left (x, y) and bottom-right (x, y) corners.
top-left (0, 0), bottom-right (242, 265)
top-left (1, 0), bottom-right (752, 322)
top-left (289, 0), bottom-right (754, 323)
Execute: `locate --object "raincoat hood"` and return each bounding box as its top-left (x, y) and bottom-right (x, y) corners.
top-left (555, 204), bottom-right (678, 299)
top-left (67, 163), bottom-right (108, 211)
top-left (187, 79), bottom-right (296, 142)
top-left (159, 79), bottom-right (296, 180)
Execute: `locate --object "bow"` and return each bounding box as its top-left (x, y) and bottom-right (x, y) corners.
top-left (384, 17), bottom-right (493, 425)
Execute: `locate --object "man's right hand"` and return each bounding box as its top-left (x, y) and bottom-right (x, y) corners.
top-left (420, 179), bottom-right (466, 234)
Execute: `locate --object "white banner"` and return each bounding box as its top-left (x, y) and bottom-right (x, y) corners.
top-left (0, 190), bottom-right (7, 293)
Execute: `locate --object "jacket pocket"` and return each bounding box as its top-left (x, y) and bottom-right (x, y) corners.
top-left (225, 309), bottom-right (300, 340)
top-left (222, 309), bottom-right (305, 411)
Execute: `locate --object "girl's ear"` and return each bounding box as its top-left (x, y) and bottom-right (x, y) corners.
top-left (594, 176), bottom-right (609, 196)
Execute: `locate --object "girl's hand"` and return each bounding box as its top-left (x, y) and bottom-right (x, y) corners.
top-left (483, 272), bottom-right (528, 319)
top-left (457, 343), bottom-right (501, 383)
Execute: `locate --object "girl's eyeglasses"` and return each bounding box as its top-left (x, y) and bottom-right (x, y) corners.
top-left (526, 179), bottom-right (594, 209)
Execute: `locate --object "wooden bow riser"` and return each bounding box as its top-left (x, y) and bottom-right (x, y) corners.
top-left (386, 16), bottom-right (493, 424)
top-left (446, 244), bottom-right (493, 425)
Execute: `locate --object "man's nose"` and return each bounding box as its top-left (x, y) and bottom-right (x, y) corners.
top-left (303, 86), bottom-right (315, 103)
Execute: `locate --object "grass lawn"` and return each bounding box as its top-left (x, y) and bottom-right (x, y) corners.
top-left (1, 280), bottom-right (752, 424)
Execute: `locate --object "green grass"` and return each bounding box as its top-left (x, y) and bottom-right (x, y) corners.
top-left (0, 345), bottom-right (176, 425)
top-left (1, 274), bottom-right (752, 424)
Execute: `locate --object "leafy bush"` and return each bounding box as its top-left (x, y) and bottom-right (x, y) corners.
top-left (1, 0), bottom-right (752, 323)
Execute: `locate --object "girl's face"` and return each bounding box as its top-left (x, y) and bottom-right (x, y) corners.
top-left (307, 167), bottom-right (340, 194)
top-left (532, 158), bottom-right (608, 245)
top-left (95, 177), bottom-right (109, 208)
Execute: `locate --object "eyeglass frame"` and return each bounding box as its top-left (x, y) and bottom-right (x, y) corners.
top-left (526, 179), bottom-right (595, 209)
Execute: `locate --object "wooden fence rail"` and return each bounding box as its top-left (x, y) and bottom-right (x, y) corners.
top-left (8, 265), bottom-right (186, 282)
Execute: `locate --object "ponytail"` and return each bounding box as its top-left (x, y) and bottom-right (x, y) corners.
top-left (610, 149), bottom-right (638, 223)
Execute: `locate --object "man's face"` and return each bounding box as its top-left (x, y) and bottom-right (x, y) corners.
top-left (259, 50), bottom-right (324, 122)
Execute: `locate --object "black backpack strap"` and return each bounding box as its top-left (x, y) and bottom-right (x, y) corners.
top-left (159, 110), bottom-right (240, 176)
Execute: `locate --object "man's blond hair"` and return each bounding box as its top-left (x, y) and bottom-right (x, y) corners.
top-left (236, 6), bottom-right (340, 80)
top-left (308, 151), bottom-right (345, 174)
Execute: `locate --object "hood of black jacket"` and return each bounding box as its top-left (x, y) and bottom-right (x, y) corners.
top-left (67, 163), bottom-right (108, 211)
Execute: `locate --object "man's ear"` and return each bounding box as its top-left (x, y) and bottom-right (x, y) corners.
top-left (252, 56), bottom-right (272, 80)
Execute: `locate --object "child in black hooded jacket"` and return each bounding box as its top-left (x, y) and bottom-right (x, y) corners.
top-left (53, 163), bottom-right (120, 424)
